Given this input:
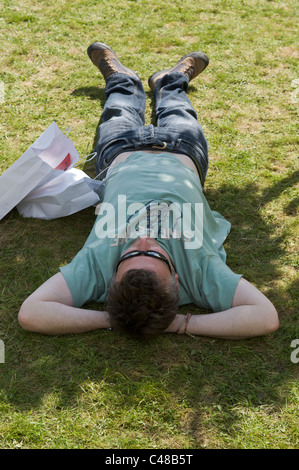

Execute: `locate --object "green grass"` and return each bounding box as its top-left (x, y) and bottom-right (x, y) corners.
top-left (0, 0), bottom-right (298, 449)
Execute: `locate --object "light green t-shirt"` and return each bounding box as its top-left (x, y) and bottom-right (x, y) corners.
top-left (60, 152), bottom-right (242, 312)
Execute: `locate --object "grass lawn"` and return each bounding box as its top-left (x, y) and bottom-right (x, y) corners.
top-left (0, 0), bottom-right (298, 449)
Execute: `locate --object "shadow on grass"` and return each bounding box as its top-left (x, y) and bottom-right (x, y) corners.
top-left (71, 86), bottom-right (105, 102)
top-left (71, 86), bottom-right (106, 161)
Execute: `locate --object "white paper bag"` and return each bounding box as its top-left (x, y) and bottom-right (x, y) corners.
top-left (17, 168), bottom-right (103, 220)
top-left (0, 122), bottom-right (79, 220)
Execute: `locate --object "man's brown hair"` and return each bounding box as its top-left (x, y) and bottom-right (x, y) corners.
top-left (107, 269), bottom-right (179, 338)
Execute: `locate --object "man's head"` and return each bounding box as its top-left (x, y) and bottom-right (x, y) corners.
top-left (106, 237), bottom-right (179, 338)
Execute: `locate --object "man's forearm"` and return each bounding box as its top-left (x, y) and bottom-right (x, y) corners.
top-left (166, 304), bottom-right (279, 339)
top-left (19, 300), bottom-right (111, 335)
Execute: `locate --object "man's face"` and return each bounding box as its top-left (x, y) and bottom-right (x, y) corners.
top-left (115, 237), bottom-right (179, 289)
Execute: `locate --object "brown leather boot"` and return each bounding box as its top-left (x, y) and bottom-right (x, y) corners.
top-left (148, 51), bottom-right (209, 92)
top-left (87, 42), bottom-right (140, 81)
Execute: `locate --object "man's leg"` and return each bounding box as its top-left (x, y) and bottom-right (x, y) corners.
top-left (87, 43), bottom-right (146, 177)
top-left (95, 73), bottom-right (146, 177)
top-left (149, 53), bottom-right (210, 185)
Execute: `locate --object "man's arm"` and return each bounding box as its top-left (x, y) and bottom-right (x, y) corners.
top-left (166, 278), bottom-right (279, 339)
top-left (18, 273), bottom-right (111, 335)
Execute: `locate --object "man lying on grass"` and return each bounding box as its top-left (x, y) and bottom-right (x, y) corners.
top-left (18, 43), bottom-right (279, 339)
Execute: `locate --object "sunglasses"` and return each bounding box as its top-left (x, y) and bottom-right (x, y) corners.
top-left (115, 250), bottom-right (173, 273)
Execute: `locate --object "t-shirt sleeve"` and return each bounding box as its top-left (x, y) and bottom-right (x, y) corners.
top-left (59, 247), bottom-right (105, 307)
top-left (179, 254), bottom-right (242, 312)
top-left (199, 255), bottom-right (242, 312)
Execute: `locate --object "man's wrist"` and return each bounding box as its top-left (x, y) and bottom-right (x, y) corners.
top-left (165, 314), bottom-right (192, 334)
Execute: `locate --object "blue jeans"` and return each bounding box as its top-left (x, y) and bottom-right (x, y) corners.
top-left (94, 72), bottom-right (209, 186)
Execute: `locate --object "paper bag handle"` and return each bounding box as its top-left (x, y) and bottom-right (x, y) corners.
top-left (74, 152), bottom-right (97, 168)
